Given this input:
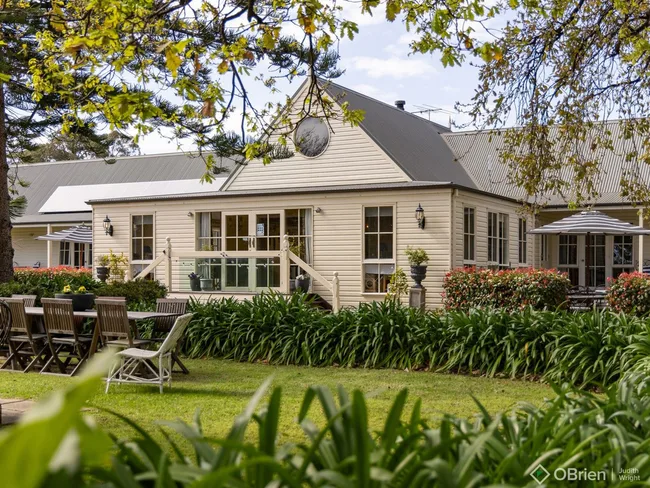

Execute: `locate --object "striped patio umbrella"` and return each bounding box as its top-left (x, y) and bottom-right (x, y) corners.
top-left (36, 225), bottom-right (92, 244)
top-left (529, 211), bottom-right (650, 289)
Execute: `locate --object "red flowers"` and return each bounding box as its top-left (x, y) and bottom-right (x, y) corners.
top-left (607, 273), bottom-right (650, 315)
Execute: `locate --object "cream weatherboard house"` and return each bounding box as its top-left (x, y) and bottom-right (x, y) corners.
top-left (11, 80), bottom-right (650, 309)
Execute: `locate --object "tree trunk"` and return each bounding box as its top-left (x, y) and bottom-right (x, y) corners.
top-left (0, 82), bottom-right (14, 283)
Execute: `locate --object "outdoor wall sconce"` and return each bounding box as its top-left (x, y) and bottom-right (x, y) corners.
top-left (103, 215), bottom-right (114, 236)
top-left (315, 207), bottom-right (322, 214)
top-left (415, 204), bottom-right (425, 229)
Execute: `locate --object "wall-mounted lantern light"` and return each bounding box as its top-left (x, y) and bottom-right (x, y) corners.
top-left (103, 215), bottom-right (114, 236)
top-left (415, 204), bottom-right (425, 229)
top-left (315, 207), bottom-right (322, 214)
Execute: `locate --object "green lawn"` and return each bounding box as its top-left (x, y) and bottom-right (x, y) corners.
top-left (0, 359), bottom-right (554, 442)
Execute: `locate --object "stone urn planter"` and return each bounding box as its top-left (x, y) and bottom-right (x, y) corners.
top-left (55, 293), bottom-right (96, 312)
top-left (188, 273), bottom-right (201, 291)
top-left (409, 266), bottom-right (427, 289)
top-left (96, 266), bottom-right (109, 283)
top-left (295, 275), bottom-right (310, 293)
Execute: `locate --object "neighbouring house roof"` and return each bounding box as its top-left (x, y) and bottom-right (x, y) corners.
top-left (10, 152), bottom-right (237, 225)
top-left (323, 81), bottom-right (479, 189)
top-left (442, 122), bottom-right (650, 206)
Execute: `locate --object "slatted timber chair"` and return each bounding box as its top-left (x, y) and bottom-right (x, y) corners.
top-left (106, 314), bottom-right (193, 394)
top-left (11, 295), bottom-right (37, 307)
top-left (0, 301), bottom-right (11, 367)
top-left (152, 298), bottom-right (189, 374)
top-left (96, 299), bottom-right (151, 350)
top-left (0, 298), bottom-right (48, 372)
top-left (41, 298), bottom-right (92, 375)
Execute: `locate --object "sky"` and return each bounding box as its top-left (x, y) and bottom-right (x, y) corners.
top-left (137, 13), bottom-right (486, 155)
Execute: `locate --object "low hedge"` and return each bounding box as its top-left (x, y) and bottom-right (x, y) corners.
top-left (607, 271), bottom-right (650, 315)
top-left (442, 267), bottom-right (572, 311)
top-left (0, 267), bottom-right (166, 308)
top-left (184, 293), bottom-right (650, 387)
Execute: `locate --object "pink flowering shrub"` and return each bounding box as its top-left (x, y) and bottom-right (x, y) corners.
top-left (443, 267), bottom-right (572, 311)
top-left (606, 272), bottom-right (650, 315)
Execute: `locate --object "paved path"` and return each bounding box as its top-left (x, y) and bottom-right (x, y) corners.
top-left (0, 398), bottom-right (35, 426)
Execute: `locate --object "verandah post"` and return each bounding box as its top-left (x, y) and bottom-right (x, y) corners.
top-left (165, 236), bottom-right (172, 291)
top-left (639, 209), bottom-right (644, 273)
top-left (281, 234), bottom-right (290, 294)
top-left (332, 271), bottom-right (340, 313)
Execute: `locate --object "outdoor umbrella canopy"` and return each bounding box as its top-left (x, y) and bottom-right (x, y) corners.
top-left (528, 210), bottom-right (650, 289)
top-left (36, 225), bottom-right (92, 244)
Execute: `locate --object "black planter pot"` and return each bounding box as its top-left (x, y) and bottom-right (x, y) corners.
top-left (295, 277), bottom-right (310, 293)
top-left (96, 266), bottom-right (109, 283)
top-left (410, 265), bottom-right (427, 288)
top-left (189, 277), bottom-right (201, 291)
top-left (55, 293), bottom-right (96, 311)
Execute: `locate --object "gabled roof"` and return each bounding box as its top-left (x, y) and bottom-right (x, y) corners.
top-left (323, 81), bottom-right (478, 189)
top-left (442, 122), bottom-right (649, 206)
top-left (11, 152), bottom-right (237, 225)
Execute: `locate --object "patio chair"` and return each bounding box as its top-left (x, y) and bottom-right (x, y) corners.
top-left (152, 298), bottom-right (189, 374)
top-left (0, 298), bottom-right (48, 372)
top-left (105, 313), bottom-right (193, 394)
top-left (41, 298), bottom-right (92, 375)
top-left (0, 301), bottom-right (11, 364)
top-left (11, 295), bottom-right (37, 307)
top-left (96, 299), bottom-right (150, 350)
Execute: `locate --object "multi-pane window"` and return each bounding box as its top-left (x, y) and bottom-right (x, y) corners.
top-left (363, 206), bottom-right (394, 293)
top-left (286, 208), bottom-right (313, 280)
top-left (588, 235), bottom-right (606, 288)
top-left (59, 242), bottom-right (70, 266)
top-left (196, 212), bottom-right (222, 290)
top-left (613, 235), bottom-right (634, 279)
top-left (540, 235), bottom-right (549, 263)
top-left (518, 218), bottom-right (527, 264)
top-left (558, 235), bottom-right (578, 286)
top-left (463, 207), bottom-right (475, 262)
top-left (131, 215), bottom-right (154, 277)
top-left (488, 212), bottom-right (509, 268)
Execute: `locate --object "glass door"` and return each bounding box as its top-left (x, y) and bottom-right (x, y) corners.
top-left (587, 235), bottom-right (606, 288)
top-left (223, 213), bottom-right (251, 290)
top-left (254, 213), bottom-right (282, 290)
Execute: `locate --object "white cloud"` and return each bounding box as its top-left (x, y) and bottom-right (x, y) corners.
top-left (337, 0), bottom-right (386, 26)
top-left (345, 56), bottom-right (436, 79)
top-left (350, 83), bottom-right (397, 103)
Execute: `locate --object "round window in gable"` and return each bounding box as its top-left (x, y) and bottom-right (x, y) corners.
top-left (294, 117), bottom-right (330, 158)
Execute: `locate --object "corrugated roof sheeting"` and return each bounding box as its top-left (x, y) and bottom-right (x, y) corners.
top-left (442, 122), bottom-right (650, 205)
top-left (324, 82), bottom-right (478, 189)
top-left (10, 153), bottom-right (237, 221)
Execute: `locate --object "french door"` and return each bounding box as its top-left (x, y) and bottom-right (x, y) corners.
top-left (222, 212), bottom-right (282, 291)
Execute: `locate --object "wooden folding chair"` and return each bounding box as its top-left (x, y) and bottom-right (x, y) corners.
top-left (0, 301), bottom-right (11, 366)
top-left (106, 314), bottom-right (193, 394)
top-left (41, 298), bottom-right (92, 375)
top-left (11, 295), bottom-right (37, 307)
top-left (1, 298), bottom-right (49, 372)
top-left (96, 299), bottom-right (150, 350)
top-left (152, 298), bottom-right (189, 374)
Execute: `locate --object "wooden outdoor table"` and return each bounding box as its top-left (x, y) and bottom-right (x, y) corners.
top-left (568, 293), bottom-right (607, 310)
top-left (24, 307), bottom-right (182, 356)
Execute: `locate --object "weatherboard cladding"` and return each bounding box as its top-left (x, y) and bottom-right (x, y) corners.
top-left (11, 152), bottom-right (237, 224)
top-left (323, 82), bottom-right (478, 189)
top-left (443, 122), bottom-right (650, 205)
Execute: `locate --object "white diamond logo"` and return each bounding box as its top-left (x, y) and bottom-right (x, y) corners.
top-left (530, 464), bottom-right (551, 485)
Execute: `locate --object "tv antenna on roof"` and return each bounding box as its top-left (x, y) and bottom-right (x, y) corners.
top-left (412, 104), bottom-right (456, 127)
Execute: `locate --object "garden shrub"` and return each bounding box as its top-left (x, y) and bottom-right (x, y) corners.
top-left (4, 360), bottom-right (650, 487)
top-left (183, 292), bottom-right (650, 387)
top-left (1, 266), bottom-right (101, 304)
top-left (442, 267), bottom-right (572, 311)
top-left (607, 271), bottom-right (650, 315)
top-left (96, 279), bottom-right (167, 307)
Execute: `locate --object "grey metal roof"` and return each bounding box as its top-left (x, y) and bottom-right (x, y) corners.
top-left (323, 81), bottom-right (478, 189)
top-left (10, 152), bottom-right (237, 225)
top-left (88, 180), bottom-right (459, 204)
top-left (13, 212), bottom-right (92, 225)
top-left (442, 122), bottom-right (650, 205)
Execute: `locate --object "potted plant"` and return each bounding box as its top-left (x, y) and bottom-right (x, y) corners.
top-left (405, 246), bottom-right (429, 288)
top-left (188, 272), bottom-right (201, 291)
top-left (200, 277), bottom-right (214, 291)
top-left (55, 285), bottom-right (96, 311)
top-left (295, 273), bottom-right (310, 293)
top-left (96, 255), bottom-right (109, 282)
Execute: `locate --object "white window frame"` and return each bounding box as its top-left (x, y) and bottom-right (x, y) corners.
top-left (612, 235), bottom-right (634, 279)
top-left (518, 217), bottom-right (527, 265)
top-left (540, 234), bottom-right (549, 263)
top-left (488, 211), bottom-right (509, 268)
top-left (130, 214), bottom-right (155, 277)
top-left (59, 241), bottom-right (71, 266)
top-left (463, 207), bottom-right (476, 264)
top-left (362, 205), bottom-right (396, 295)
top-left (558, 234), bottom-right (579, 286)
